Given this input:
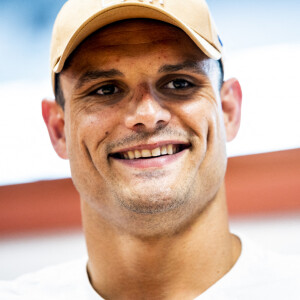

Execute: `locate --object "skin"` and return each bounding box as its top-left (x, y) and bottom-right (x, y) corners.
top-left (42, 20), bottom-right (242, 299)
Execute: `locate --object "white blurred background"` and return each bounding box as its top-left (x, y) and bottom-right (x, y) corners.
top-left (0, 0), bottom-right (299, 280)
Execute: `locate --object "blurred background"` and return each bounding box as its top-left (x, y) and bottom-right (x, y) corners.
top-left (0, 0), bottom-right (299, 280)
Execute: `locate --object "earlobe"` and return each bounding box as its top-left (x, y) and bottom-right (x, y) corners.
top-left (42, 99), bottom-right (68, 159)
top-left (220, 78), bottom-right (242, 142)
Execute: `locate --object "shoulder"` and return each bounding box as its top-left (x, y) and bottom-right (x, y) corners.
top-left (220, 235), bottom-right (300, 299)
top-left (240, 235), bottom-right (300, 279)
top-left (200, 234), bottom-right (300, 300)
top-left (0, 258), bottom-right (90, 300)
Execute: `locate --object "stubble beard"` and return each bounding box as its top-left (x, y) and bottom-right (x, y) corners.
top-left (110, 167), bottom-right (194, 215)
top-left (105, 170), bottom-right (216, 238)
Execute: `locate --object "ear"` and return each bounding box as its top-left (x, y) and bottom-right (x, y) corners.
top-left (220, 78), bottom-right (242, 142)
top-left (41, 99), bottom-right (68, 159)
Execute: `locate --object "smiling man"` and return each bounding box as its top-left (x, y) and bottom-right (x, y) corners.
top-left (1, 0), bottom-right (300, 299)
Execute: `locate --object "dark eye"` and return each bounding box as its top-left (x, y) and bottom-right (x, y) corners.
top-left (96, 84), bottom-right (120, 96)
top-left (164, 79), bottom-right (193, 89)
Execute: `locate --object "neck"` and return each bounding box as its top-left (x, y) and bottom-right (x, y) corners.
top-left (82, 183), bottom-right (241, 300)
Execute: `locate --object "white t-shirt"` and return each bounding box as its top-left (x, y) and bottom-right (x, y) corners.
top-left (1, 236), bottom-right (300, 300)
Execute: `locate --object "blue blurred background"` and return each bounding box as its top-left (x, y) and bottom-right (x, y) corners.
top-left (0, 0), bottom-right (65, 82)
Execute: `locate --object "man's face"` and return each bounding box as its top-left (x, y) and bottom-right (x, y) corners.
top-left (58, 20), bottom-right (229, 234)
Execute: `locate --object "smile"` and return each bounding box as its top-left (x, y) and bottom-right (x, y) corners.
top-left (110, 143), bottom-right (190, 160)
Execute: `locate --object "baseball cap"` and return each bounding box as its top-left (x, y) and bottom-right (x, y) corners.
top-left (50, 0), bottom-right (223, 90)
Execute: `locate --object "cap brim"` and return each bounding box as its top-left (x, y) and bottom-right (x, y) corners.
top-left (53, 3), bottom-right (222, 75)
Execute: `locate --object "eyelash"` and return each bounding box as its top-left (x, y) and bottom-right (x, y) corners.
top-left (89, 77), bottom-right (196, 99)
top-left (95, 84), bottom-right (121, 96)
top-left (162, 78), bottom-right (195, 90)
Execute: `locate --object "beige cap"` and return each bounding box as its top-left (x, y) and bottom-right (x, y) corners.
top-left (50, 0), bottom-right (223, 90)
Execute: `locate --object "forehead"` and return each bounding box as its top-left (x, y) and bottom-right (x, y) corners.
top-left (63, 19), bottom-right (208, 70)
top-left (88, 19), bottom-right (194, 46)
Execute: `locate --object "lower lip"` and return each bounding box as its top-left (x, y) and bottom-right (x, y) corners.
top-left (110, 149), bottom-right (188, 169)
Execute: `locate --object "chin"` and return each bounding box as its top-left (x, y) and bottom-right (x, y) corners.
top-left (113, 191), bottom-right (209, 239)
top-left (119, 192), bottom-right (186, 215)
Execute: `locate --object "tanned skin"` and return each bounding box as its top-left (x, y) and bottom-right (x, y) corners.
top-left (42, 20), bottom-right (242, 300)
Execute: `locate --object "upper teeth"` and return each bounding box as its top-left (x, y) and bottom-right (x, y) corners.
top-left (122, 144), bottom-right (179, 160)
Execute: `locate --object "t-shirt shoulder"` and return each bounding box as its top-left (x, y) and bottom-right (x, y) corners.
top-left (198, 234), bottom-right (300, 300)
top-left (0, 257), bottom-right (101, 300)
top-left (237, 235), bottom-right (300, 283)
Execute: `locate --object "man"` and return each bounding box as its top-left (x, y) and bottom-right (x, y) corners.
top-left (1, 0), bottom-right (300, 299)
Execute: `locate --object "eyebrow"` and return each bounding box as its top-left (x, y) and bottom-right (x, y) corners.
top-left (158, 60), bottom-right (207, 76)
top-left (75, 69), bottom-right (124, 90)
top-left (74, 60), bottom-right (207, 90)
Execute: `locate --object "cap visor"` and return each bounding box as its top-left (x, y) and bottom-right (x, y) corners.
top-left (53, 2), bottom-right (221, 74)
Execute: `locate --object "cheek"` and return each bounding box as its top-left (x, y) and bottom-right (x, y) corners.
top-left (65, 108), bottom-right (122, 195)
top-left (170, 95), bottom-right (227, 164)
top-left (66, 105), bottom-right (121, 159)
top-left (180, 96), bottom-right (227, 192)
top-left (171, 95), bottom-right (219, 138)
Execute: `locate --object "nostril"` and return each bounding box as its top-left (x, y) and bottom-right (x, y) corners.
top-left (133, 123), bottom-right (146, 131)
top-left (157, 120), bottom-right (167, 126)
top-left (124, 98), bottom-right (171, 131)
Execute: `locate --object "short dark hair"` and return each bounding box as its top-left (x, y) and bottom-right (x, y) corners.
top-left (217, 59), bottom-right (224, 90)
top-left (55, 59), bottom-right (224, 109)
top-left (55, 73), bottom-right (65, 108)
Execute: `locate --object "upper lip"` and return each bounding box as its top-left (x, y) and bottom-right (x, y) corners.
top-left (109, 140), bottom-right (191, 155)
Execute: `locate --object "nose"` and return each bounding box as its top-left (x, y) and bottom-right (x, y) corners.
top-left (124, 85), bottom-right (171, 132)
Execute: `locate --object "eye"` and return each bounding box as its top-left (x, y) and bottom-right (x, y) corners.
top-left (96, 84), bottom-right (120, 96)
top-left (164, 79), bottom-right (194, 89)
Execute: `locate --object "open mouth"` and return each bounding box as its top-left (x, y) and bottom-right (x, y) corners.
top-left (110, 144), bottom-right (190, 160)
